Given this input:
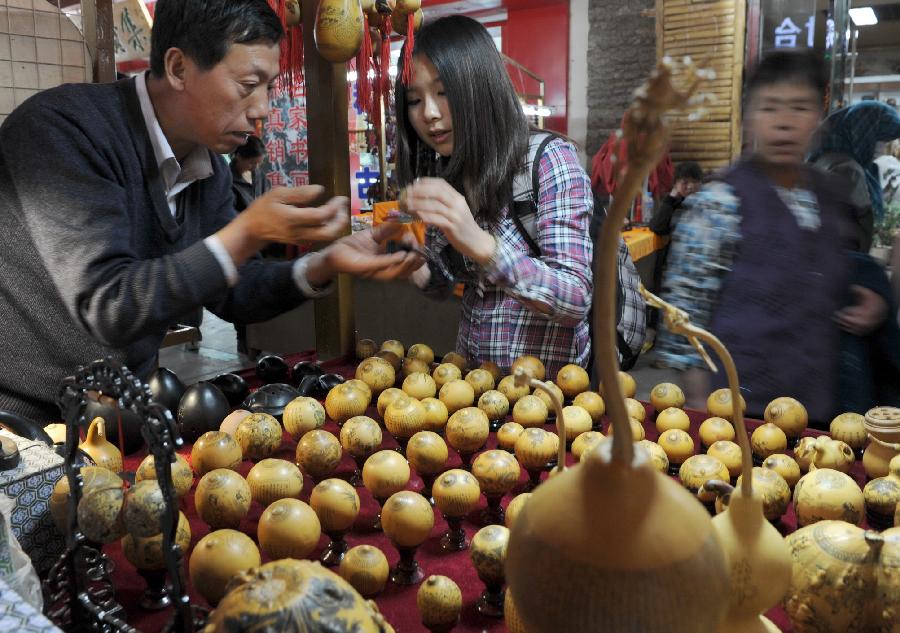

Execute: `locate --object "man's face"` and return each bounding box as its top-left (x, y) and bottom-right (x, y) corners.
top-left (746, 83), bottom-right (823, 166)
top-left (180, 40), bottom-right (279, 155)
top-left (674, 178), bottom-right (701, 197)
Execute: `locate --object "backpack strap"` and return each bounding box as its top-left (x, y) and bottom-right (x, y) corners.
top-left (510, 132), bottom-right (561, 257)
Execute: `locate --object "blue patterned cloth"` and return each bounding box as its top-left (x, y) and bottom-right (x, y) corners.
top-left (809, 101), bottom-right (900, 222)
top-left (655, 182), bottom-right (742, 369)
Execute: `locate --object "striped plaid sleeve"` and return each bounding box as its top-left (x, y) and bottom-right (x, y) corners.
top-left (655, 183), bottom-right (742, 369)
top-left (482, 138), bottom-right (593, 327)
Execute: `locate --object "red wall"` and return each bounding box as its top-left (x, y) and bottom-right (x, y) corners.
top-left (500, 4), bottom-right (569, 134)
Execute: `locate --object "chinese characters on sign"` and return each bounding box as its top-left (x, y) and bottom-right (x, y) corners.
top-left (112, 0), bottom-right (153, 63)
top-left (761, 0), bottom-right (817, 52)
top-left (261, 85), bottom-right (309, 189)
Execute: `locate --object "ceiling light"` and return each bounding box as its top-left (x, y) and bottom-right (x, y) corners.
top-left (849, 7), bottom-right (878, 26)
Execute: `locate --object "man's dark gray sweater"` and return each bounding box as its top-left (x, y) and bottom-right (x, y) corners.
top-left (0, 78), bottom-right (307, 423)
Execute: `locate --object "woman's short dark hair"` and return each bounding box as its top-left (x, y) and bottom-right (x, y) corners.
top-left (150, 0), bottom-right (283, 77)
top-left (394, 15), bottom-right (529, 225)
top-left (233, 135), bottom-right (266, 159)
top-left (745, 49), bottom-right (827, 104)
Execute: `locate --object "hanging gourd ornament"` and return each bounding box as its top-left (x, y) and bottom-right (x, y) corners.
top-left (315, 0), bottom-right (365, 63)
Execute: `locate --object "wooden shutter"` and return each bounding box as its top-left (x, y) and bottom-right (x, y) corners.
top-left (656, 0), bottom-right (746, 171)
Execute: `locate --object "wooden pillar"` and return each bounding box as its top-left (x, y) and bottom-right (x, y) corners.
top-left (302, 0), bottom-right (355, 360)
top-left (81, 0), bottom-right (116, 83)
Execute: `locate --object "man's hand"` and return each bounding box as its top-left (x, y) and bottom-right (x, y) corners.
top-left (304, 224), bottom-right (426, 286)
top-left (835, 285), bottom-right (888, 336)
top-left (216, 185), bottom-right (349, 265)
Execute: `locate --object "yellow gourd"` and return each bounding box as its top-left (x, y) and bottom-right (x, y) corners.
top-left (79, 417), bottom-right (123, 473)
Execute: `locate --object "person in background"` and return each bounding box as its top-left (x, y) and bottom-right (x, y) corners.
top-left (649, 161), bottom-right (703, 237)
top-left (0, 0), bottom-right (422, 423)
top-left (394, 15), bottom-right (594, 376)
top-left (809, 100), bottom-right (900, 253)
top-left (230, 135), bottom-right (270, 213)
top-left (875, 139), bottom-right (900, 209)
top-left (229, 135), bottom-right (272, 356)
top-left (835, 251), bottom-right (900, 412)
top-left (644, 160), bottom-right (703, 353)
top-left (656, 50), bottom-right (861, 427)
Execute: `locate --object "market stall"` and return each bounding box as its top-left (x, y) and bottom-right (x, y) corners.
top-left (47, 348), bottom-right (884, 633)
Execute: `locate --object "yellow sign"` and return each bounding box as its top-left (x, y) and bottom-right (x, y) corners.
top-left (113, 0), bottom-right (153, 63)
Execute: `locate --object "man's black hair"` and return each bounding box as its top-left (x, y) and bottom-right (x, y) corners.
top-left (745, 49), bottom-right (827, 104)
top-left (150, 0), bottom-right (283, 77)
top-left (674, 161), bottom-right (703, 182)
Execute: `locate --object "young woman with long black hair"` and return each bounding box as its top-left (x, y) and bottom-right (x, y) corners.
top-left (395, 15), bottom-right (594, 376)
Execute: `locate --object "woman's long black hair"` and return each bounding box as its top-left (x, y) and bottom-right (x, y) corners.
top-left (394, 15), bottom-right (529, 226)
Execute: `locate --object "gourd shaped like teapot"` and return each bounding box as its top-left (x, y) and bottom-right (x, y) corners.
top-left (808, 436), bottom-right (855, 473)
top-left (78, 417), bottom-right (123, 473)
top-left (783, 521), bottom-right (900, 632)
top-left (504, 60), bottom-right (732, 633)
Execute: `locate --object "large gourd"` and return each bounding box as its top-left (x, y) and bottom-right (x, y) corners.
top-left (504, 60), bottom-right (732, 633)
top-left (204, 559), bottom-right (395, 632)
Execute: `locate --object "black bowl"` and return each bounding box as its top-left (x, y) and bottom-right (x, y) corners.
top-left (291, 361), bottom-right (325, 386)
top-left (177, 382), bottom-right (230, 443)
top-left (256, 355), bottom-right (290, 385)
top-left (242, 383), bottom-right (301, 421)
top-left (208, 373), bottom-right (250, 408)
top-left (295, 374), bottom-right (345, 399)
top-left (319, 373), bottom-right (345, 392)
top-left (296, 375), bottom-right (322, 398)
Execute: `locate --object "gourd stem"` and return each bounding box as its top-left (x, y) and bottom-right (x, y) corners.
top-left (512, 369), bottom-right (567, 472)
top-left (592, 60), bottom-right (707, 466)
top-left (529, 378), bottom-right (566, 473)
top-left (594, 151), bottom-right (644, 466)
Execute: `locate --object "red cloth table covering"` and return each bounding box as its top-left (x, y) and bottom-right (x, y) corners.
top-left (106, 352), bottom-right (869, 633)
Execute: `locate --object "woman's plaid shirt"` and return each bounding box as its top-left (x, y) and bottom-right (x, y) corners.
top-left (421, 137), bottom-right (593, 377)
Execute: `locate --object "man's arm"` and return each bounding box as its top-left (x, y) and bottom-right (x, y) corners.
top-left (648, 195), bottom-right (682, 236)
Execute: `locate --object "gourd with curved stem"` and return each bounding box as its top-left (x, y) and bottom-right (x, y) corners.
top-left (512, 368), bottom-right (566, 474)
top-left (505, 60), bottom-right (733, 633)
top-left (641, 281), bottom-right (791, 631)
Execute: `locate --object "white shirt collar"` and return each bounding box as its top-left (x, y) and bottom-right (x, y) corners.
top-left (134, 72), bottom-right (213, 197)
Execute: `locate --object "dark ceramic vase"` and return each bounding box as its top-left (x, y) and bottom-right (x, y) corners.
top-left (177, 382), bottom-right (231, 443)
top-left (147, 367), bottom-right (186, 416)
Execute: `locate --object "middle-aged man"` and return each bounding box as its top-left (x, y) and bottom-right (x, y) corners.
top-left (0, 0), bottom-right (421, 423)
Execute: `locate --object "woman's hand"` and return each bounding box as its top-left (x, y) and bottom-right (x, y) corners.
top-left (403, 178), bottom-right (496, 265)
